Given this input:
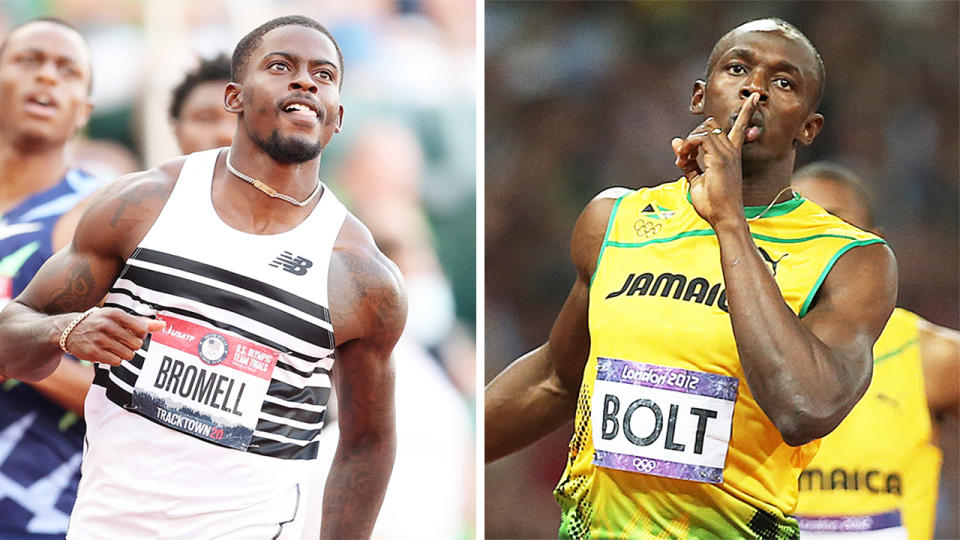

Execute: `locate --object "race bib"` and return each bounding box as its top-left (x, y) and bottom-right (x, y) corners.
top-left (591, 357), bottom-right (738, 483)
top-left (130, 315), bottom-right (278, 450)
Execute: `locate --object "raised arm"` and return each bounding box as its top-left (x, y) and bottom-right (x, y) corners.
top-left (485, 188), bottom-right (627, 463)
top-left (0, 166), bottom-right (178, 382)
top-left (723, 233), bottom-right (896, 445)
top-left (673, 93), bottom-right (897, 446)
top-left (321, 215), bottom-right (407, 540)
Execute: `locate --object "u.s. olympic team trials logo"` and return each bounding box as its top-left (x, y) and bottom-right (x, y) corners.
top-left (198, 333), bottom-right (229, 365)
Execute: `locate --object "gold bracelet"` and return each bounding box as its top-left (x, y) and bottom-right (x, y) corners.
top-left (59, 307), bottom-right (97, 355)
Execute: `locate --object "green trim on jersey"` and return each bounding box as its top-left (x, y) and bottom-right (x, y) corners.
top-left (603, 229), bottom-right (871, 250)
top-left (744, 192), bottom-right (805, 219)
top-left (798, 239), bottom-right (886, 318)
top-left (749, 232), bottom-right (862, 244)
top-left (874, 337), bottom-right (919, 365)
top-left (590, 194), bottom-right (628, 288)
top-left (685, 189), bottom-right (805, 219)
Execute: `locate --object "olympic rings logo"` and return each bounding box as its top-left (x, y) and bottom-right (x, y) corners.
top-left (633, 219), bottom-right (662, 238)
top-left (632, 458), bottom-right (658, 473)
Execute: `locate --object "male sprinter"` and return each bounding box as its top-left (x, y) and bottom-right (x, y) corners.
top-left (486, 19), bottom-right (897, 538)
top-left (169, 54), bottom-right (234, 154)
top-left (791, 162), bottom-right (959, 539)
top-left (0, 18), bottom-right (101, 538)
top-left (0, 15), bottom-right (406, 539)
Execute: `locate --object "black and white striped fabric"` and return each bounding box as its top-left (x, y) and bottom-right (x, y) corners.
top-left (91, 148), bottom-right (345, 460)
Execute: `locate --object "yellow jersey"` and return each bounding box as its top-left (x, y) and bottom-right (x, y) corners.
top-left (795, 308), bottom-right (941, 540)
top-left (555, 178), bottom-right (885, 539)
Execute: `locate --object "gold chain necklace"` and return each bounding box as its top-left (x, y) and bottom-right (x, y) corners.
top-left (225, 151), bottom-right (321, 207)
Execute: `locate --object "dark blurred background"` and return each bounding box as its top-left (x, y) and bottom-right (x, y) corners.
top-left (485, 2), bottom-right (958, 538)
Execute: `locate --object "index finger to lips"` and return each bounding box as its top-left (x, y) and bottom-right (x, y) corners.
top-left (729, 93), bottom-right (759, 148)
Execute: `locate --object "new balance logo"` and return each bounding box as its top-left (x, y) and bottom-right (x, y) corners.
top-left (269, 251), bottom-right (312, 276)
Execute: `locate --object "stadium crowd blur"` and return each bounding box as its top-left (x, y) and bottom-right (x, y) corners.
top-left (485, 2), bottom-right (958, 538)
top-left (0, 1), bottom-right (476, 539)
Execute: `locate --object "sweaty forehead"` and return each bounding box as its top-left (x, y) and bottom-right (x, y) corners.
top-left (255, 25), bottom-right (338, 66)
top-left (710, 27), bottom-right (819, 78)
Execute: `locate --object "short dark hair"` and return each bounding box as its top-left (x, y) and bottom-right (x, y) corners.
top-left (231, 15), bottom-right (343, 88)
top-left (793, 161), bottom-right (876, 228)
top-left (0, 17), bottom-right (93, 95)
top-left (169, 54), bottom-right (231, 121)
top-left (706, 18), bottom-right (825, 110)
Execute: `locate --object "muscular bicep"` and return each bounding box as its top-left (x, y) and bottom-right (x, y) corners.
top-left (18, 184), bottom-right (134, 313)
top-left (322, 275), bottom-right (402, 537)
top-left (800, 243), bottom-right (898, 370)
top-left (19, 165), bottom-right (180, 315)
top-left (330, 265), bottom-right (404, 447)
top-left (543, 189), bottom-right (626, 396)
top-left (16, 238), bottom-right (122, 315)
top-left (327, 217), bottom-right (407, 440)
top-left (543, 275), bottom-right (592, 396)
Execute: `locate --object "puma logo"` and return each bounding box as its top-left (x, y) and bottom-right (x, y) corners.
top-left (757, 247), bottom-right (788, 276)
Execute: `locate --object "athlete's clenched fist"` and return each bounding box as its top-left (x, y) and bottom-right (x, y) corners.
top-left (62, 307), bottom-right (165, 366)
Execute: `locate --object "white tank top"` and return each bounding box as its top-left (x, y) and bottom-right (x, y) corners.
top-left (70, 148), bottom-right (345, 538)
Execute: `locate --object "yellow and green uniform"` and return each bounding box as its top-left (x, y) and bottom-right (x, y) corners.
top-left (795, 308), bottom-right (940, 539)
top-left (555, 178), bottom-right (884, 539)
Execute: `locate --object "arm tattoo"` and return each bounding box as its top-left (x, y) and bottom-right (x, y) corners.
top-left (322, 341), bottom-right (396, 539)
top-left (332, 250), bottom-right (406, 346)
top-left (321, 245), bottom-right (404, 538)
top-left (368, 253), bottom-right (407, 340)
top-left (43, 258), bottom-right (97, 313)
top-left (109, 179), bottom-right (171, 228)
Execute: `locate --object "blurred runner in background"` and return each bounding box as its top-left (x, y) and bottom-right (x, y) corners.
top-left (792, 162), bottom-right (960, 539)
top-left (0, 17), bottom-right (102, 539)
top-left (169, 54), bottom-right (233, 155)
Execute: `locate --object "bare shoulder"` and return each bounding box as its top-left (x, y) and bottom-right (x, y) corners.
top-left (821, 242), bottom-right (897, 301)
top-left (812, 241), bottom-right (898, 338)
top-left (74, 157), bottom-right (187, 261)
top-left (329, 212), bottom-right (408, 348)
top-left (571, 187), bottom-right (632, 280)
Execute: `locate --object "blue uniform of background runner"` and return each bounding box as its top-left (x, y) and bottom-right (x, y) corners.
top-left (0, 169), bottom-right (101, 539)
